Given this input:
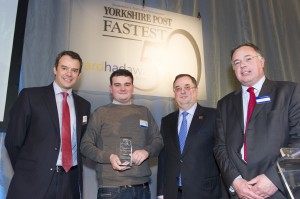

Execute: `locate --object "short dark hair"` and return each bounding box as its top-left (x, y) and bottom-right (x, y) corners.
top-left (110, 69), bottom-right (134, 85)
top-left (173, 74), bottom-right (197, 88)
top-left (54, 51), bottom-right (83, 73)
top-left (230, 43), bottom-right (262, 59)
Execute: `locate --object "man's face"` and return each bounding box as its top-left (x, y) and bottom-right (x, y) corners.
top-left (110, 76), bottom-right (134, 104)
top-left (173, 76), bottom-right (197, 110)
top-left (53, 55), bottom-right (81, 91)
top-left (231, 46), bottom-right (265, 87)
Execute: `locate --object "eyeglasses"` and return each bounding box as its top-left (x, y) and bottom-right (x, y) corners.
top-left (173, 85), bottom-right (195, 93)
top-left (232, 55), bottom-right (260, 67)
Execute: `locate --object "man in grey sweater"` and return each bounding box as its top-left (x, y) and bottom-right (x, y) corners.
top-left (80, 69), bottom-right (163, 199)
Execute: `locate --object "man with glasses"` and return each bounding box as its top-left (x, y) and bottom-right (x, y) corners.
top-left (214, 43), bottom-right (300, 198)
top-left (157, 74), bottom-right (222, 199)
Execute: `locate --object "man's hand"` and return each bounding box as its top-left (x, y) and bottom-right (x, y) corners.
top-left (132, 150), bottom-right (149, 165)
top-left (248, 174), bottom-right (278, 198)
top-left (109, 154), bottom-right (130, 171)
top-left (233, 178), bottom-right (263, 199)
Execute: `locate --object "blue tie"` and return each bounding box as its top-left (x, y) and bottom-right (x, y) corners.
top-left (179, 112), bottom-right (188, 153)
top-left (178, 112), bottom-right (188, 186)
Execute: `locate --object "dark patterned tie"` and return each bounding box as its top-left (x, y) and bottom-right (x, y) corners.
top-left (62, 92), bottom-right (72, 172)
top-left (244, 87), bottom-right (256, 161)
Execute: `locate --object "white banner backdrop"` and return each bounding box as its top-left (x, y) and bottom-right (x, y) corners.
top-left (71, 0), bottom-right (206, 99)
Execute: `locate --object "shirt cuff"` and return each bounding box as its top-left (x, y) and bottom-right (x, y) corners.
top-left (229, 175), bottom-right (242, 192)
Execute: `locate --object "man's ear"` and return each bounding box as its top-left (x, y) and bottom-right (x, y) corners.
top-left (109, 85), bottom-right (112, 94)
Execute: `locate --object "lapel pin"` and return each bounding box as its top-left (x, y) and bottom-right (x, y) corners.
top-left (199, 115), bottom-right (204, 120)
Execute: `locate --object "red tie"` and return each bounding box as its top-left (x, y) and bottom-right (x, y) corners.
top-left (244, 87), bottom-right (256, 161)
top-left (62, 92), bottom-right (72, 172)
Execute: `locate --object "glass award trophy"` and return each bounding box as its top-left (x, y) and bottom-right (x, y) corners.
top-left (119, 137), bottom-right (132, 166)
top-left (277, 148), bottom-right (300, 199)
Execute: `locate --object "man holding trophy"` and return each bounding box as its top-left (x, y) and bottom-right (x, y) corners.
top-left (80, 69), bottom-right (163, 199)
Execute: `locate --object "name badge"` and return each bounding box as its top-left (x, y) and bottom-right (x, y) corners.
top-left (140, 120), bottom-right (148, 128)
top-left (256, 96), bottom-right (271, 104)
top-left (82, 115), bottom-right (88, 124)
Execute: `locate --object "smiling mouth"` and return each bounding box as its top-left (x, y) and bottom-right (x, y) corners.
top-left (241, 70), bottom-right (251, 76)
top-left (63, 77), bottom-right (72, 82)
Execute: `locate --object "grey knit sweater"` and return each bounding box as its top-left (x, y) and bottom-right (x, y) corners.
top-left (80, 103), bottom-right (163, 187)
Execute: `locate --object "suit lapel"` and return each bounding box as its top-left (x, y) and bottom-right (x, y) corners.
top-left (43, 84), bottom-right (60, 135)
top-left (251, 79), bottom-right (274, 120)
top-left (232, 80), bottom-right (274, 131)
top-left (231, 89), bottom-right (246, 163)
top-left (169, 111), bottom-right (182, 154)
top-left (73, 93), bottom-right (82, 143)
top-left (233, 89), bottom-right (244, 130)
top-left (181, 104), bottom-right (205, 156)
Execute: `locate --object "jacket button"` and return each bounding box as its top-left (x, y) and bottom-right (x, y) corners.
top-left (180, 159), bottom-right (183, 163)
top-left (54, 147), bottom-right (58, 151)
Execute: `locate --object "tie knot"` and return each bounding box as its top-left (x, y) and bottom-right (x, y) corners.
top-left (62, 92), bottom-right (68, 99)
top-left (247, 87), bottom-right (255, 94)
top-left (182, 112), bottom-right (188, 118)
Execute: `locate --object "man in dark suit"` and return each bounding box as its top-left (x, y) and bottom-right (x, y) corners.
top-left (214, 43), bottom-right (300, 199)
top-left (5, 51), bottom-right (91, 199)
top-left (157, 74), bottom-right (221, 199)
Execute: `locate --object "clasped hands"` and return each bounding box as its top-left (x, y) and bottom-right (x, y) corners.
top-left (110, 150), bottom-right (149, 171)
top-left (233, 174), bottom-right (278, 199)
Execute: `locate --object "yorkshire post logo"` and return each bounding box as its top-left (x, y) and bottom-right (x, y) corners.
top-left (70, 0), bottom-right (206, 99)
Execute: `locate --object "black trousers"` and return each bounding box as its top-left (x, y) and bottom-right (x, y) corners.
top-left (44, 167), bottom-right (80, 199)
top-left (177, 186), bottom-right (183, 199)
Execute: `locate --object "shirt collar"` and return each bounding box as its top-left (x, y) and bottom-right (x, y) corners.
top-left (179, 102), bottom-right (197, 116)
top-left (53, 81), bottom-right (73, 96)
top-left (112, 99), bottom-right (132, 105)
top-left (242, 76), bottom-right (265, 94)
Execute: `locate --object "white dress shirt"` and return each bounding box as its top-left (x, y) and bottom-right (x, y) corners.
top-left (240, 76), bottom-right (265, 160)
top-left (53, 81), bottom-right (78, 166)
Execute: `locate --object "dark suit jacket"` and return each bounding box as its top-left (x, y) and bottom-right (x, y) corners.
top-left (5, 84), bottom-right (91, 199)
top-left (157, 104), bottom-right (222, 199)
top-left (214, 79), bottom-right (300, 199)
